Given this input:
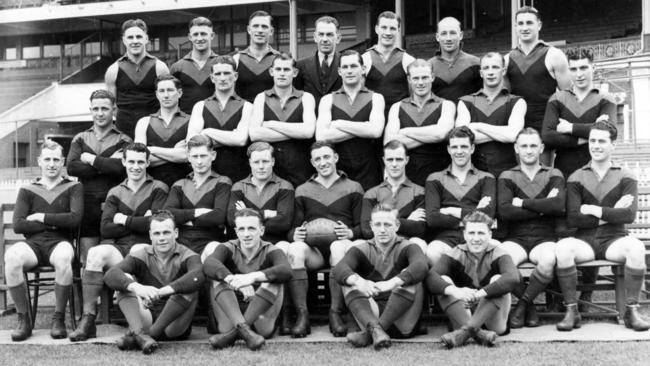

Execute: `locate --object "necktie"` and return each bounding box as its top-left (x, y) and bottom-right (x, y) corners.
top-left (321, 54), bottom-right (330, 78)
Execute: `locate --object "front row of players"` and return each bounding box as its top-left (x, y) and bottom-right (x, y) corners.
top-left (5, 120), bottom-right (649, 351)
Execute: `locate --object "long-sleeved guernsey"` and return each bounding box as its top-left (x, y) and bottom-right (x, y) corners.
top-left (292, 172), bottom-right (364, 240)
top-left (498, 165), bottom-right (566, 242)
top-left (13, 177), bottom-right (83, 242)
top-left (567, 163), bottom-right (637, 243)
top-left (104, 243), bottom-right (204, 294)
top-left (164, 171), bottom-right (232, 251)
top-left (100, 176), bottom-right (169, 245)
top-left (333, 237), bottom-right (428, 291)
top-left (541, 89), bottom-right (617, 177)
top-left (203, 240), bottom-right (292, 283)
top-left (227, 174), bottom-right (294, 243)
top-left (429, 50), bottom-right (482, 103)
top-left (144, 110), bottom-right (192, 188)
top-left (426, 243), bottom-right (519, 299)
top-left (170, 51), bottom-right (219, 114)
top-left (425, 166), bottom-right (496, 245)
top-left (360, 179), bottom-right (425, 239)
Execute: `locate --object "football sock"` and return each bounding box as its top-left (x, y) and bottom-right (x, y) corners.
top-left (8, 282), bottom-right (29, 315)
top-left (442, 299), bottom-right (472, 329)
top-left (244, 287), bottom-right (276, 325)
top-left (54, 283), bottom-right (71, 313)
top-left (81, 270), bottom-right (104, 315)
top-left (467, 298), bottom-right (499, 330)
top-left (329, 276), bottom-right (344, 313)
top-left (117, 294), bottom-right (145, 333)
top-left (379, 287), bottom-right (415, 330)
top-left (288, 269), bottom-right (309, 311)
top-left (521, 269), bottom-right (553, 304)
top-left (557, 265), bottom-right (578, 304)
top-left (345, 289), bottom-right (376, 327)
top-left (624, 266), bottom-right (645, 305)
top-left (214, 287), bottom-right (246, 325)
top-left (149, 295), bottom-right (191, 339)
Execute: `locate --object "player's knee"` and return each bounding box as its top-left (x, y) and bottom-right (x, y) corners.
top-left (554, 239), bottom-right (574, 259)
top-left (129, 243), bottom-right (148, 254)
top-left (274, 241), bottom-right (290, 254)
top-left (489, 274), bottom-right (501, 284)
top-left (201, 241), bottom-right (220, 262)
top-left (259, 282), bottom-right (281, 295)
top-left (4, 246), bottom-right (26, 269)
top-left (85, 246), bottom-right (107, 268)
top-left (50, 253), bottom-right (72, 270)
top-left (330, 239), bottom-right (351, 254)
top-left (408, 237), bottom-right (427, 253)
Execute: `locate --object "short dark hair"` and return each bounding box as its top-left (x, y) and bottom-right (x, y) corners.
top-left (149, 209), bottom-right (176, 227)
top-left (155, 74), bottom-right (182, 90)
top-left (188, 16), bottom-right (213, 29)
top-left (591, 120), bottom-right (618, 141)
top-left (447, 126), bottom-right (475, 145)
top-left (234, 208), bottom-right (263, 225)
top-left (249, 10), bottom-right (273, 25)
top-left (515, 6), bottom-right (541, 21)
top-left (40, 139), bottom-right (64, 157)
top-left (462, 210), bottom-right (494, 229)
top-left (480, 52), bottom-right (505, 67)
top-left (121, 19), bottom-right (147, 35)
top-left (315, 16), bottom-right (340, 30)
top-left (310, 140), bottom-right (336, 153)
top-left (566, 48), bottom-right (594, 63)
top-left (515, 127), bottom-right (541, 142)
top-left (340, 50), bottom-right (363, 66)
top-left (187, 134), bottom-right (214, 151)
top-left (89, 89), bottom-right (116, 104)
top-left (123, 142), bottom-right (150, 160)
top-left (212, 55), bottom-right (237, 72)
top-left (247, 141), bottom-right (274, 158)
top-left (272, 52), bottom-right (296, 68)
top-left (406, 59), bottom-right (433, 76)
top-left (377, 11), bottom-right (401, 27)
top-left (383, 139), bottom-right (408, 155)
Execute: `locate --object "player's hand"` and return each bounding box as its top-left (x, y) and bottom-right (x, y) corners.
top-left (264, 210), bottom-right (277, 219)
top-left (334, 221), bottom-right (353, 240)
top-left (477, 196), bottom-right (491, 209)
top-left (353, 278), bottom-right (377, 297)
top-left (577, 138), bottom-right (588, 145)
top-left (373, 280), bottom-right (398, 294)
top-left (471, 289), bottom-right (488, 303)
top-left (113, 213), bottom-right (128, 225)
top-left (228, 273), bottom-right (257, 289)
top-left (547, 188), bottom-right (559, 198)
top-left (130, 283), bottom-right (160, 303)
top-left (156, 285), bottom-right (175, 298)
top-left (557, 118), bottom-right (573, 134)
top-left (144, 210), bottom-right (152, 217)
top-left (512, 197), bottom-right (523, 207)
top-left (239, 285), bottom-right (255, 301)
top-left (293, 225), bottom-right (307, 242)
top-left (80, 152), bottom-right (96, 165)
top-left (195, 208), bottom-right (212, 217)
top-left (235, 201), bottom-right (247, 211)
top-left (440, 207), bottom-right (462, 218)
top-left (407, 208), bottom-right (426, 222)
top-left (596, 114), bottom-right (610, 123)
top-left (580, 204), bottom-right (602, 218)
top-left (444, 286), bottom-right (475, 304)
top-left (26, 213), bottom-right (45, 222)
top-left (614, 194), bottom-right (634, 208)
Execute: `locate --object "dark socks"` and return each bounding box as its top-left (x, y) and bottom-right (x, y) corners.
top-left (81, 270), bottom-right (104, 315)
top-left (54, 283), bottom-right (71, 313)
top-left (244, 288), bottom-right (276, 325)
top-left (442, 300), bottom-right (471, 329)
top-left (149, 295), bottom-right (191, 339)
top-left (344, 290), bottom-right (377, 327)
top-left (8, 282), bottom-right (29, 314)
top-left (557, 265), bottom-right (578, 304)
top-left (379, 288), bottom-right (415, 330)
top-left (329, 276), bottom-right (344, 313)
top-left (521, 269), bottom-right (553, 304)
top-left (214, 288), bottom-right (246, 325)
top-left (467, 298), bottom-right (499, 330)
top-left (118, 295), bottom-right (146, 333)
top-left (288, 269), bottom-right (308, 311)
top-left (624, 266), bottom-right (645, 305)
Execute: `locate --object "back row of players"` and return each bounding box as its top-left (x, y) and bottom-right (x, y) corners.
top-left (5, 5), bottom-right (648, 351)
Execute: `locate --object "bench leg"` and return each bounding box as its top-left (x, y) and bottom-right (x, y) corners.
top-left (613, 265), bottom-right (626, 324)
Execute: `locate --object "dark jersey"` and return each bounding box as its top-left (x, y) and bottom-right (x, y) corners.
top-left (429, 51), bottom-right (481, 103)
top-left (364, 46), bottom-right (409, 115)
top-left (235, 47), bottom-right (280, 103)
top-left (170, 51), bottom-right (219, 114)
top-left (114, 53), bottom-right (160, 137)
top-left (144, 110), bottom-right (192, 187)
top-left (203, 240), bottom-right (292, 283)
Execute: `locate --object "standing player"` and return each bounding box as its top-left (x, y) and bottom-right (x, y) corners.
top-left (104, 210), bottom-right (204, 354)
top-left (498, 128), bottom-right (566, 328)
top-left (428, 17), bottom-right (481, 103)
top-left (170, 17), bottom-right (219, 114)
top-left (424, 127), bottom-right (496, 265)
top-left (234, 10), bottom-right (281, 103)
top-left (457, 52), bottom-right (526, 179)
top-left (187, 56), bottom-right (252, 182)
top-left (294, 16), bottom-right (343, 106)
top-left (249, 53), bottom-right (317, 187)
top-left (277, 142), bottom-right (364, 338)
top-left (105, 19), bottom-right (169, 139)
top-left (5, 140), bottom-right (82, 341)
top-left (554, 121), bottom-right (649, 332)
top-left (134, 75), bottom-right (190, 187)
top-left (362, 11), bottom-right (415, 116)
top-left (164, 134), bottom-right (231, 255)
top-left (69, 143), bottom-right (168, 341)
top-left (506, 6), bottom-right (570, 165)
top-left (204, 209), bottom-right (292, 350)
top-left (333, 203), bottom-right (428, 349)
top-left (67, 90), bottom-right (132, 259)
top-left (316, 50), bottom-right (385, 190)
top-left (384, 59), bottom-right (455, 186)
top-left (425, 211), bottom-right (519, 348)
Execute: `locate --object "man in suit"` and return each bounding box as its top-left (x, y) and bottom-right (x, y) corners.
top-left (294, 16), bottom-right (342, 107)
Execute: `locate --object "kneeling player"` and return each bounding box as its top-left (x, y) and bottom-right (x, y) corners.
top-left (555, 121), bottom-right (649, 331)
top-left (333, 203), bottom-right (427, 349)
top-left (104, 210), bottom-right (203, 354)
top-left (204, 209), bottom-right (292, 350)
top-left (498, 128), bottom-right (565, 328)
top-left (425, 211), bottom-right (519, 348)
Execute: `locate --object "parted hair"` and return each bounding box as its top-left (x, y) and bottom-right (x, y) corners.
top-left (40, 139), bottom-right (64, 157)
top-left (155, 74), bottom-right (182, 90)
top-left (406, 59), bottom-right (433, 76)
top-left (315, 16), bottom-right (340, 30)
top-left (377, 11), bottom-right (401, 26)
top-left (249, 10), bottom-right (273, 25)
top-left (272, 52), bottom-right (296, 68)
top-left (591, 120), bottom-right (618, 141)
top-left (89, 89), bottom-right (116, 104)
top-left (189, 16), bottom-right (213, 29)
top-left (121, 19), bottom-right (147, 35)
top-left (340, 49), bottom-right (363, 65)
top-left (234, 208), bottom-right (263, 224)
top-left (149, 209), bottom-right (176, 227)
top-left (310, 140), bottom-right (336, 153)
top-left (515, 127), bottom-right (541, 142)
top-left (462, 210), bottom-right (494, 229)
top-left (123, 142), bottom-right (150, 160)
top-left (371, 202), bottom-right (399, 216)
top-left (247, 141), bottom-right (274, 158)
top-left (212, 55), bottom-right (237, 72)
top-left (566, 48), bottom-right (594, 63)
top-left (447, 126), bottom-right (475, 145)
top-left (187, 134), bottom-right (214, 151)
top-left (383, 139), bottom-right (408, 154)
top-left (515, 6), bottom-right (541, 21)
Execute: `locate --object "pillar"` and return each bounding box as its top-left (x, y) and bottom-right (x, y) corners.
top-left (289, 0), bottom-right (298, 58)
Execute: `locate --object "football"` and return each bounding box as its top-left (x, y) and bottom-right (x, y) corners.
top-left (304, 218), bottom-right (338, 249)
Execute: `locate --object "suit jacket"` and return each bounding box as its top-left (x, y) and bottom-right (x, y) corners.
top-left (294, 52), bottom-right (342, 107)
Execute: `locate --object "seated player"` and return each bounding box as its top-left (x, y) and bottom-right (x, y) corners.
top-left (204, 209), bottom-right (292, 350)
top-left (104, 210), bottom-right (204, 354)
top-left (498, 128), bottom-right (566, 328)
top-left (134, 75), bottom-right (191, 187)
top-left (424, 127), bottom-right (496, 265)
top-left (333, 203), bottom-right (428, 349)
top-left (425, 211), bottom-right (519, 348)
top-left (5, 140), bottom-right (82, 341)
top-left (554, 121), bottom-right (650, 331)
top-left (384, 59), bottom-right (455, 186)
top-left (164, 134), bottom-right (231, 255)
top-left (249, 52), bottom-right (317, 188)
top-left (277, 141), bottom-right (364, 337)
top-left (69, 143), bottom-right (168, 341)
top-left (361, 140), bottom-right (426, 245)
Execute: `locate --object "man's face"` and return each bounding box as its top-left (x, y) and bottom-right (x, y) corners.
top-left (463, 222), bottom-right (492, 254)
top-left (188, 25), bottom-right (214, 52)
top-left (89, 98), bottom-right (115, 129)
top-left (247, 15), bottom-right (273, 46)
top-left (211, 63), bottom-right (237, 92)
top-left (589, 129), bottom-right (615, 163)
top-left (448, 136), bottom-right (474, 168)
top-left (338, 54), bottom-right (365, 86)
top-left (156, 80), bottom-right (182, 109)
top-left (375, 17), bottom-right (399, 48)
top-left (270, 59), bottom-right (297, 88)
top-left (122, 26), bottom-right (148, 57)
top-left (310, 146), bottom-right (338, 179)
top-left (569, 58), bottom-right (594, 90)
top-left (383, 146), bottom-right (408, 180)
top-left (234, 215), bottom-right (264, 251)
top-left (249, 149), bottom-right (274, 181)
top-left (188, 145), bottom-right (215, 175)
top-left (515, 133), bottom-right (544, 166)
top-left (122, 150), bottom-right (149, 182)
top-left (408, 65), bottom-right (433, 98)
top-left (38, 148), bottom-right (64, 179)
top-left (370, 210), bottom-right (400, 246)
top-left (436, 20), bottom-right (462, 54)
top-left (150, 218), bottom-right (178, 255)
top-left (515, 13), bottom-right (541, 43)
top-left (479, 56), bottom-right (505, 89)
top-left (314, 21), bottom-right (341, 55)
